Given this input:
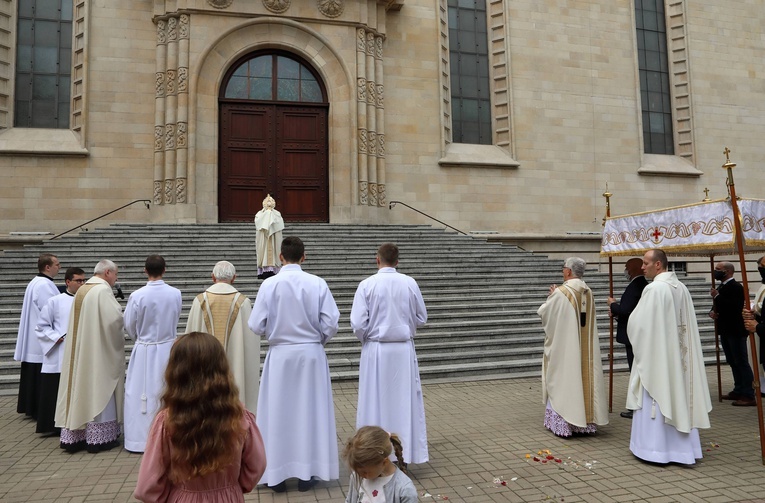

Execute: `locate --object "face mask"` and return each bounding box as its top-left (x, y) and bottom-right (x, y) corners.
top-left (623, 270), bottom-right (631, 280)
top-left (759, 266), bottom-right (765, 282)
top-left (713, 270), bottom-right (726, 281)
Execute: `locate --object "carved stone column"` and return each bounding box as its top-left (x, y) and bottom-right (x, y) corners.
top-left (356, 28), bottom-right (368, 205)
top-left (374, 35), bottom-right (386, 207)
top-left (163, 16), bottom-right (179, 204)
top-left (175, 14), bottom-right (189, 203)
top-left (153, 20), bottom-right (167, 205)
top-left (365, 30), bottom-right (378, 207)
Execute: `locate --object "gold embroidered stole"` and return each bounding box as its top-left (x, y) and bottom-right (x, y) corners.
top-left (559, 284), bottom-right (596, 422)
top-left (63, 283), bottom-right (97, 418)
top-left (197, 292), bottom-right (246, 347)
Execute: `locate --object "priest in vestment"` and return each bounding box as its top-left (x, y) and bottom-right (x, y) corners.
top-left (538, 257), bottom-right (608, 437)
top-left (35, 267), bottom-right (86, 434)
top-left (15, 253), bottom-right (61, 419)
top-left (56, 259), bottom-right (125, 453)
top-left (249, 236), bottom-right (340, 493)
top-left (123, 255), bottom-right (182, 452)
top-left (351, 243), bottom-right (429, 464)
top-left (627, 249), bottom-right (711, 465)
top-left (185, 260), bottom-right (259, 413)
top-left (254, 194), bottom-right (284, 280)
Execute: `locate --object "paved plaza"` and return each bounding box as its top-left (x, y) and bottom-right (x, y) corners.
top-left (1, 369), bottom-right (764, 503)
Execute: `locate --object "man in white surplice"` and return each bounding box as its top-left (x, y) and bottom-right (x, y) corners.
top-left (15, 253), bottom-right (61, 419)
top-left (627, 249), bottom-right (712, 465)
top-left (123, 255), bottom-right (182, 453)
top-left (56, 259), bottom-right (125, 454)
top-left (350, 243), bottom-right (429, 464)
top-left (538, 257), bottom-right (608, 437)
top-left (249, 236), bottom-right (340, 493)
top-left (185, 260), bottom-right (260, 413)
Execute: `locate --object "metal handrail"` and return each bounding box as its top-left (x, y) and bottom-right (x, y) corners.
top-left (388, 200), bottom-right (467, 235)
top-left (50, 199), bottom-right (152, 240)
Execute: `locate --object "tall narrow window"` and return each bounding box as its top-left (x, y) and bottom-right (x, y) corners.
top-left (15, 0), bottom-right (73, 128)
top-left (448, 0), bottom-right (491, 145)
top-left (636, 0), bottom-right (674, 155)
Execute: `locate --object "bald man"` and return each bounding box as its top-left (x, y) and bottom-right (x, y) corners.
top-left (607, 257), bottom-right (648, 419)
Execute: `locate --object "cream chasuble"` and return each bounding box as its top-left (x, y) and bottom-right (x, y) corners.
top-left (55, 277), bottom-right (125, 430)
top-left (627, 271), bottom-right (711, 433)
top-left (538, 278), bottom-right (608, 428)
top-left (186, 282), bottom-right (260, 412)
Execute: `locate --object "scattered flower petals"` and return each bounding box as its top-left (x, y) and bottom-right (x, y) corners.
top-left (501, 480), bottom-right (507, 486)
top-left (422, 492), bottom-right (432, 498)
top-left (511, 477), bottom-right (518, 481)
top-left (525, 453), bottom-right (531, 459)
top-left (533, 456), bottom-right (540, 462)
top-left (546, 455), bottom-right (554, 460)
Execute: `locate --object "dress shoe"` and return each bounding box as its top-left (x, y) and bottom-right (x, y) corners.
top-left (268, 481), bottom-right (287, 493)
top-left (732, 398), bottom-right (757, 407)
top-left (620, 410), bottom-right (633, 419)
top-left (298, 478), bottom-right (318, 492)
top-left (86, 439), bottom-right (120, 453)
top-left (722, 392), bottom-right (745, 401)
top-left (62, 440), bottom-right (86, 454)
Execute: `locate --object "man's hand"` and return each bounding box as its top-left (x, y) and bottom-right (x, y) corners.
top-left (548, 284), bottom-right (557, 296)
top-left (709, 287), bottom-right (718, 298)
top-left (607, 296), bottom-right (616, 306)
top-left (709, 310), bottom-right (718, 320)
top-left (743, 308), bottom-right (754, 321)
top-left (745, 319), bottom-right (758, 333)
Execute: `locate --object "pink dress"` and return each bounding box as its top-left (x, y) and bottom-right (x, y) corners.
top-left (134, 409), bottom-right (266, 503)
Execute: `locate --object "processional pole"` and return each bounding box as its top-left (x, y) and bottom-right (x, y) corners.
top-left (704, 187), bottom-right (724, 403)
top-left (603, 184), bottom-right (614, 413)
top-left (721, 147), bottom-right (765, 465)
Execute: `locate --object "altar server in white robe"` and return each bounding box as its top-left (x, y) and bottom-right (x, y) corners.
top-left (35, 267), bottom-right (86, 434)
top-left (538, 257), bottom-right (608, 437)
top-left (15, 253), bottom-right (61, 419)
top-left (249, 236), bottom-right (340, 493)
top-left (185, 260), bottom-right (260, 413)
top-left (627, 249), bottom-right (711, 465)
top-left (351, 242), bottom-right (429, 464)
top-left (56, 259), bottom-right (125, 454)
top-left (123, 255), bottom-right (182, 453)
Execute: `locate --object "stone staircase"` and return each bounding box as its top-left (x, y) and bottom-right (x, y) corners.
top-left (0, 223), bottom-right (717, 394)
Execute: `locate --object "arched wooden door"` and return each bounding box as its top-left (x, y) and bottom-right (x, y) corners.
top-left (219, 52), bottom-right (329, 222)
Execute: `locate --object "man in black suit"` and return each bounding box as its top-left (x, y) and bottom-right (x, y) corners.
top-left (607, 257), bottom-right (648, 419)
top-left (710, 261), bottom-right (755, 406)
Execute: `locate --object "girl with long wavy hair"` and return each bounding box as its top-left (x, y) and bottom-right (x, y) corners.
top-left (134, 332), bottom-right (266, 502)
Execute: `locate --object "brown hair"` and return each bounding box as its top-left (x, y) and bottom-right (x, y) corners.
top-left (281, 236), bottom-right (305, 263)
top-left (343, 426), bottom-right (406, 475)
top-left (377, 243), bottom-right (399, 267)
top-left (64, 267), bottom-right (85, 281)
top-left (160, 332), bottom-right (245, 483)
top-left (145, 254), bottom-right (166, 277)
top-left (38, 253), bottom-right (57, 273)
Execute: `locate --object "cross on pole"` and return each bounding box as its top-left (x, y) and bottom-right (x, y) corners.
top-left (651, 228), bottom-right (662, 242)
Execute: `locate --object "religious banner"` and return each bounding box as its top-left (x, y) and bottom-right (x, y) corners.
top-left (601, 198), bottom-right (765, 256)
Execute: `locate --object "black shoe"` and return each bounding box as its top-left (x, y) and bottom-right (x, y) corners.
top-left (298, 478), bottom-right (318, 492)
top-left (268, 481), bottom-right (287, 493)
top-left (86, 439), bottom-right (120, 453)
top-left (620, 410), bottom-right (633, 419)
top-left (62, 440), bottom-right (86, 453)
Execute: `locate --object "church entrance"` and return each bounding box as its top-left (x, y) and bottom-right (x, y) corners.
top-left (218, 52), bottom-right (329, 222)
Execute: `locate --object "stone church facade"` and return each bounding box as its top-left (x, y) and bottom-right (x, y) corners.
top-left (0, 0), bottom-right (763, 237)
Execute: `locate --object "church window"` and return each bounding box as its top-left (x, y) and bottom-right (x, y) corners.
top-left (14, 0), bottom-right (73, 128)
top-left (636, 0), bottom-right (674, 155)
top-left (447, 0), bottom-right (492, 145)
top-left (223, 53), bottom-right (324, 103)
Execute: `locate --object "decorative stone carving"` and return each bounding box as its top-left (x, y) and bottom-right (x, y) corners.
top-left (377, 184), bottom-right (386, 207)
top-left (166, 69), bottom-right (177, 95)
top-left (164, 179), bottom-right (174, 204)
top-left (207, 0), bottom-right (233, 9)
top-left (154, 126), bottom-right (164, 151)
top-left (368, 131), bottom-right (377, 156)
top-left (263, 0), bottom-right (290, 13)
top-left (165, 124), bottom-right (176, 150)
top-left (177, 67), bottom-right (188, 93)
top-left (179, 14), bottom-right (189, 39)
top-left (377, 133), bottom-right (385, 157)
top-left (375, 36), bottom-right (383, 59)
top-left (176, 178), bottom-right (187, 203)
top-left (369, 182), bottom-right (378, 206)
top-left (358, 128), bottom-right (367, 153)
top-left (357, 78), bottom-right (366, 102)
top-left (155, 72), bottom-right (165, 97)
top-left (359, 181), bottom-right (368, 205)
top-left (154, 181), bottom-right (163, 205)
top-left (366, 81), bottom-right (376, 105)
top-left (357, 29), bottom-right (366, 51)
top-left (167, 17), bottom-right (178, 41)
top-left (176, 122), bottom-right (188, 148)
top-left (157, 20), bottom-right (167, 44)
top-left (366, 31), bottom-right (375, 56)
top-left (376, 84), bottom-right (384, 108)
top-left (318, 0), bottom-right (343, 18)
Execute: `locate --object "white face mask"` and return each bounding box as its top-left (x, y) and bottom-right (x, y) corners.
top-left (623, 270), bottom-right (631, 280)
